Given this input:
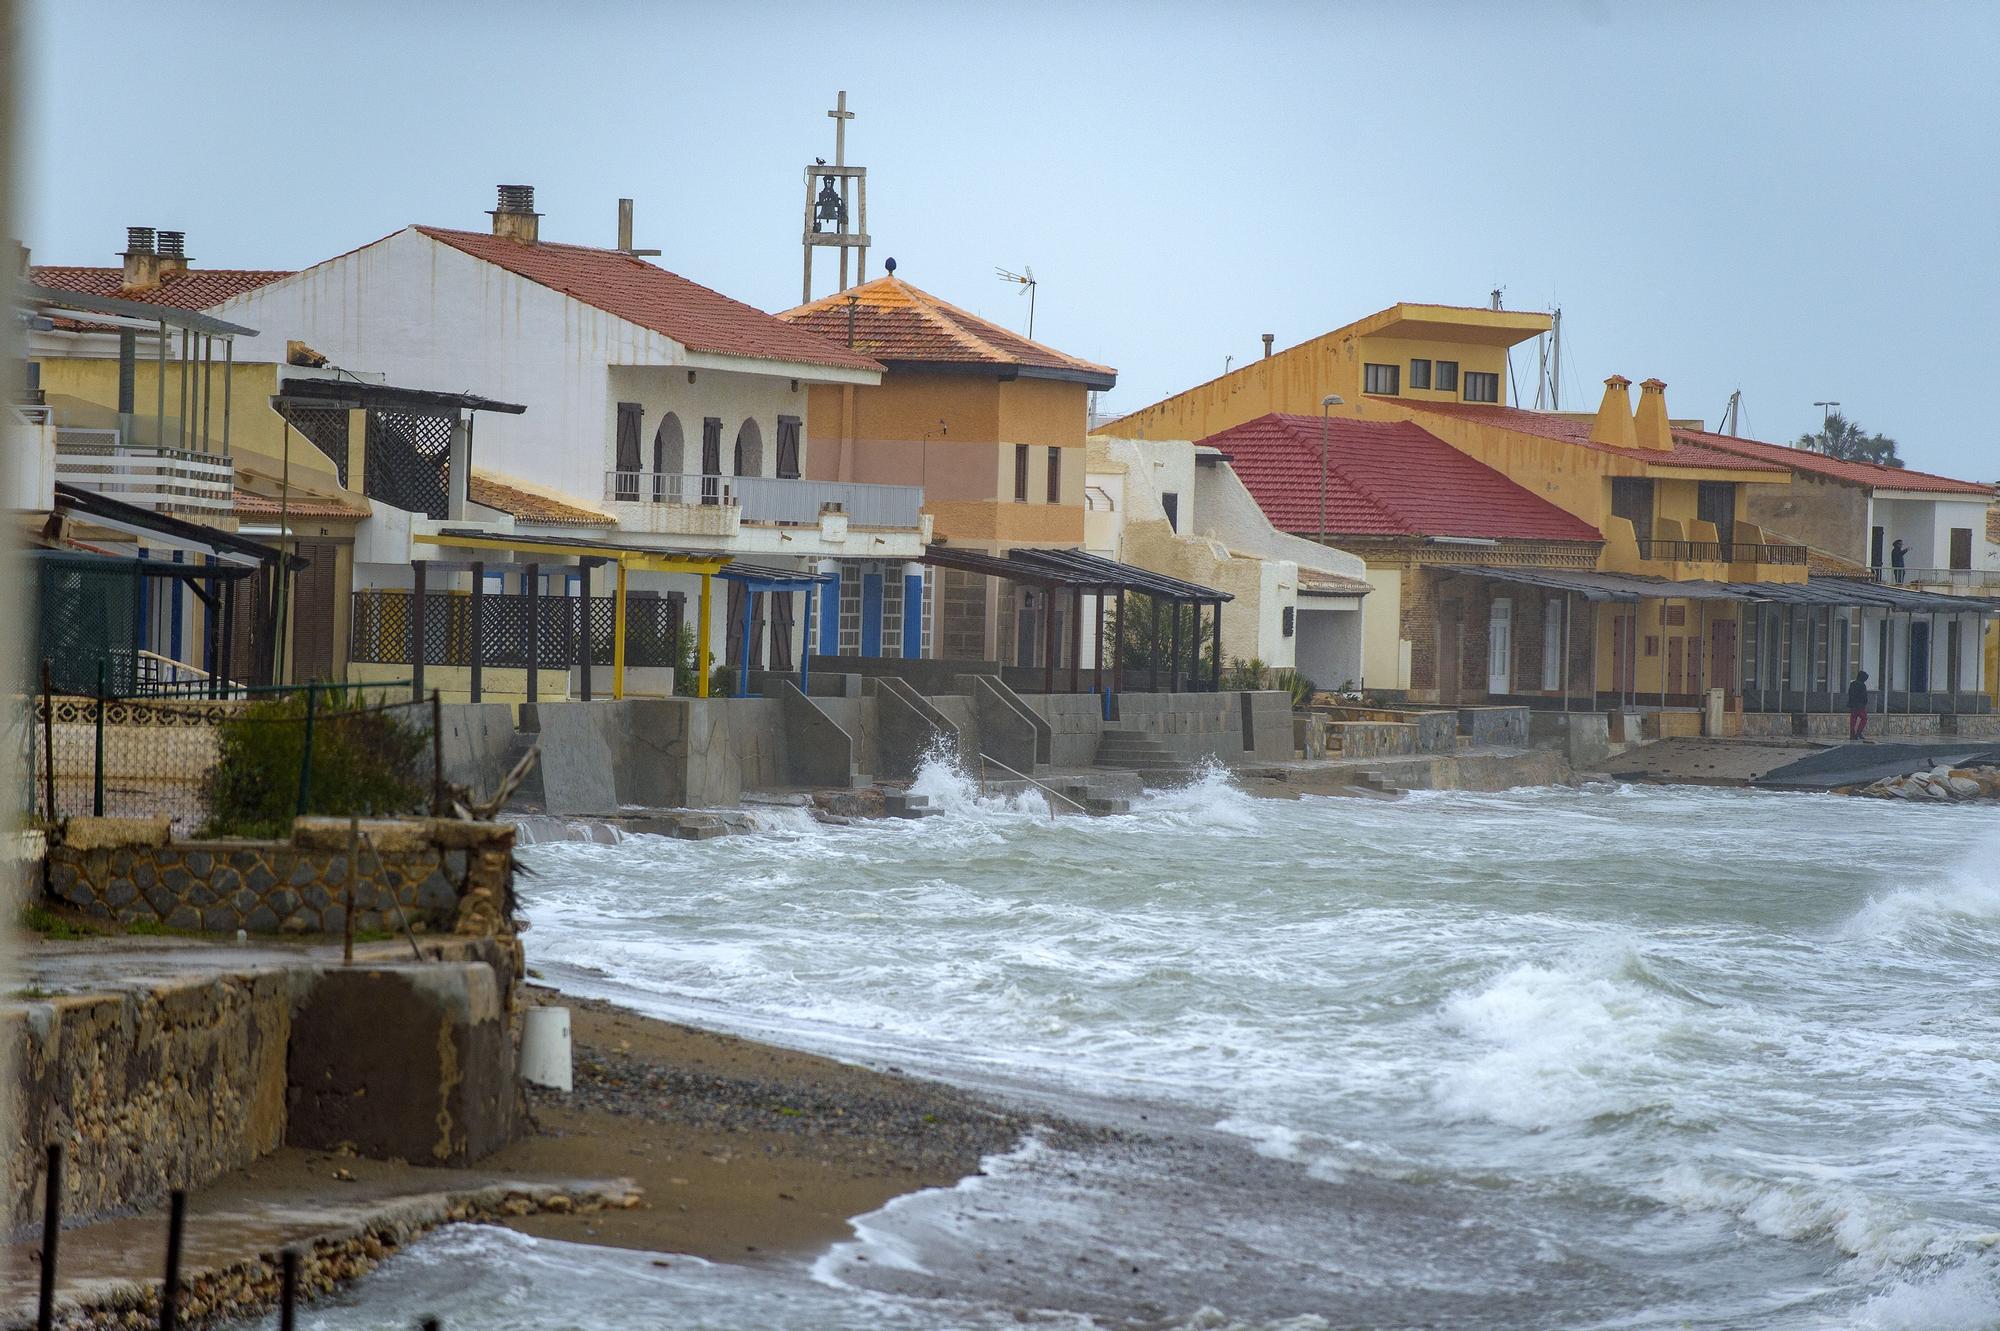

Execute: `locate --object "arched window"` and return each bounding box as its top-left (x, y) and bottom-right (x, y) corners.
top-left (652, 413), bottom-right (684, 502)
top-left (733, 419), bottom-right (764, 478)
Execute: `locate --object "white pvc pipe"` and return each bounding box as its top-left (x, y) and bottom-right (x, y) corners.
top-left (520, 1007), bottom-right (573, 1092)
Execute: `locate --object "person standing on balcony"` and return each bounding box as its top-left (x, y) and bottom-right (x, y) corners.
top-left (1890, 539), bottom-right (1908, 584)
top-left (1847, 670), bottom-right (1872, 742)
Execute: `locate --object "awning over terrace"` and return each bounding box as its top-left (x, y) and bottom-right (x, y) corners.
top-left (1432, 565), bottom-right (1747, 603)
top-left (414, 528), bottom-right (735, 699)
top-left (921, 544), bottom-right (1231, 693)
top-left (716, 562), bottom-right (839, 698)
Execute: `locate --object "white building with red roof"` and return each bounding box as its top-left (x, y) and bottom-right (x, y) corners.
top-left (192, 187), bottom-right (936, 686)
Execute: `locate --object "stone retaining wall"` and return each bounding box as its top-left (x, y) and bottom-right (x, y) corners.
top-left (1317, 706), bottom-right (1457, 753)
top-left (5, 969), bottom-right (291, 1232)
top-left (43, 817), bottom-right (515, 937)
top-left (1457, 706), bottom-right (1530, 748)
top-left (1325, 721), bottom-right (1416, 759)
top-left (1802, 712), bottom-right (1942, 739)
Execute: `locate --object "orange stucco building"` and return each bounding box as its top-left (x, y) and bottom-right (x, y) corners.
top-left (780, 272), bottom-right (1116, 663)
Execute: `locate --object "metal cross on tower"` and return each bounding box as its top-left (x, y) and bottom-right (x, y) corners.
top-left (802, 90), bottom-right (871, 303)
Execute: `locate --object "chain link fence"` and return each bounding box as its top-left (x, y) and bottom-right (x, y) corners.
top-left (33, 667), bottom-right (438, 837)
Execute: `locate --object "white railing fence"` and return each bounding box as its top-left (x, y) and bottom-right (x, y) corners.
top-left (54, 429), bottom-right (233, 513)
top-left (604, 471), bottom-right (922, 528)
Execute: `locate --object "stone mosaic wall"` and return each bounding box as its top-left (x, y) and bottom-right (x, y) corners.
top-left (43, 817), bottom-right (515, 937)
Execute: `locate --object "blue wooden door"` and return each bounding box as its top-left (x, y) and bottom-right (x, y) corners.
top-left (861, 573), bottom-right (884, 657)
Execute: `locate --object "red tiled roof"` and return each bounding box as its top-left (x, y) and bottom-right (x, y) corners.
top-left (779, 275), bottom-right (1116, 387)
top-left (412, 227), bottom-right (880, 375)
top-left (1397, 399), bottom-right (1786, 473)
top-left (30, 265), bottom-right (293, 311)
top-left (232, 489), bottom-right (367, 521)
top-left (1199, 414), bottom-right (1604, 543)
top-left (1671, 427), bottom-right (1993, 495)
top-left (469, 472), bottom-right (611, 526)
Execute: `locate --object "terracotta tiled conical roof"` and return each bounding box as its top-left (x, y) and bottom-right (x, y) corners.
top-left (780, 275), bottom-right (1115, 387)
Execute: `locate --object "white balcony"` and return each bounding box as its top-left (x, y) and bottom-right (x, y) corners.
top-left (1886, 567), bottom-right (2000, 595)
top-left (604, 472), bottom-right (924, 531)
top-left (732, 474), bottom-right (923, 528)
top-left (54, 428), bottom-right (234, 513)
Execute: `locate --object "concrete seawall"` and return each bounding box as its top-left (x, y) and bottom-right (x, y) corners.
top-left (5, 937), bottom-right (524, 1235)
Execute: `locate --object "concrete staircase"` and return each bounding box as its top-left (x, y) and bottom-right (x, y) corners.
top-left (1352, 768), bottom-right (1407, 796)
top-left (1093, 729), bottom-right (1197, 786)
top-left (882, 788), bottom-right (936, 819)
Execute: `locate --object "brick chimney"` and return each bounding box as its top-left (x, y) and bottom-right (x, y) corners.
top-left (155, 230), bottom-right (189, 278)
top-left (120, 225), bottom-right (162, 292)
top-left (489, 184), bottom-right (540, 243)
top-left (1589, 375), bottom-right (1637, 448)
top-left (1632, 378), bottom-right (1673, 451)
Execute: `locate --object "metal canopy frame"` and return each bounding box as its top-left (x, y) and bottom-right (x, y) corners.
top-left (271, 376), bottom-right (526, 418)
top-left (717, 563), bottom-right (839, 698)
top-left (921, 544), bottom-right (1231, 694)
top-left (416, 529), bottom-right (734, 699)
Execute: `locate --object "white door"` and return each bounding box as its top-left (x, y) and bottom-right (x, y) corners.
top-left (1542, 603), bottom-right (1563, 692)
top-left (1488, 599), bottom-right (1513, 696)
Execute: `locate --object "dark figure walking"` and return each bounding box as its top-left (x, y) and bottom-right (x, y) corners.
top-left (1890, 539), bottom-right (1908, 584)
top-left (1848, 670), bottom-right (1871, 741)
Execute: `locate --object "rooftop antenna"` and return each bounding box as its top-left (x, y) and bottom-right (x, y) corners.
top-left (996, 265), bottom-right (1037, 339)
top-left (1719, 389), bottom-right (1742, 436)
top-left (1534, 306), bottom-right (1564, 411)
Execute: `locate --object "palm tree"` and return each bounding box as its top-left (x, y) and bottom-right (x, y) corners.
top-left (1795, 412), bottom-right (1903, 468)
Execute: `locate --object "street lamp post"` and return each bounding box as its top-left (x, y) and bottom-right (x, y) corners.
top-left (1319, 394), bottom-right (1343, 546)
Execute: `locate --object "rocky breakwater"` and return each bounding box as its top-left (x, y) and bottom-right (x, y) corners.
top-left (1852, 763), bottom-right (2000, 803)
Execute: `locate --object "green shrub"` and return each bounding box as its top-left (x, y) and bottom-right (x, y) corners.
top-left (1270, 668), bottom-right (1316, 709)
top-left (19, 903), bottom-right (96, 940)
top-left (200, 689), bottom-right (430, 839)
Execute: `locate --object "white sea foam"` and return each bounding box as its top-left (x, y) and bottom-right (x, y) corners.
top-left (1843, 828), bottom-right (2000, 940)
top-left (503, 782), bottom-right (2000, 1328)
top-left (1432, 940), bottom-right (1687, 1130)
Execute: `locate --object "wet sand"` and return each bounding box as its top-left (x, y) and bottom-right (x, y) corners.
top-left (493, 993), bottom-right (1040, 1262)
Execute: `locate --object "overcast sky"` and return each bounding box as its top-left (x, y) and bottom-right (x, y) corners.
top-left (21, 0), bottom-right (1999, 478)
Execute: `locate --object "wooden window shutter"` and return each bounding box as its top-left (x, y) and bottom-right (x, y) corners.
top-left (777, 416), bottom-right (802, 479)
top-left (701, 417), bottom-right (723, 504)
top-left (614, 402), bottom-right (643, 500)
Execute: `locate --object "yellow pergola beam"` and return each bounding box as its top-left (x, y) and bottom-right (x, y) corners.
top-left (696, 573), bottom-right (713, 698)
top-left (412, 531), bottom-right (734, 699)
top-left (613, 561), bottom-right (628, 698)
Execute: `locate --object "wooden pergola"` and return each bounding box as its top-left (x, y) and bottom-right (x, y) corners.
top-left (414, 530), bottom-right (732, 698)
top-left (921, 545), bottom-right (1232, 694)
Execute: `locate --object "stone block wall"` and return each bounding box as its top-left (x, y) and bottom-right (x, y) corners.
top-left (44, 817), bottom-right (515, 937)
top-left (1023, 695), bottom-right (1108, 767)
top-left (1457, 706), bottom-right (1530, 748)
top-left (1318, 706), bottom-right (1458, 753)
top-left (1325, 721), bottom-right (1417, 759)
top-left (6, 969), bottom-right (291, 1231)
top-left (1946, 714), bottom-right (2000, 738)
top-left (1802, 711), bottom-right (1943, 739)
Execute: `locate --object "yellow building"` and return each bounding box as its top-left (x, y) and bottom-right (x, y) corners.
top-left (1097, 304), bottom-right (1901, 720)
top-left (779, 271), bottom-right (1116, 664)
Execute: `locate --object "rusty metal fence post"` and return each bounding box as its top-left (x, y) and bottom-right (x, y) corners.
top-left (92, 660), bottom-right (106, 817)
top-left (296, 681), bottom-right (318, 817)
top-left (41, 660), bottom-right (55, 820)
top-left (37, 1144), bottom-right (61, 1331)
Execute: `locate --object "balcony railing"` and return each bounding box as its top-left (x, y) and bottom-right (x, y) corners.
top-left (604, 471), bottom-right (923, 529)
top-left (1875, 566), bottom-right (2000, 593)
top-left (732, 475), bottom-right (922, 528)
top-left (1636, 537), bottom-right (1807, 566)
top-left (54, 429), bottom-right (233, 513)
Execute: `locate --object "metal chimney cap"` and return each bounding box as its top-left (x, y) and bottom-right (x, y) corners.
top-left (124, 226), bottom-right (155, 255)
top-left (156, 230), bottom-right (187, 257)
top-left (496, 184), bottom-right (538, 214)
